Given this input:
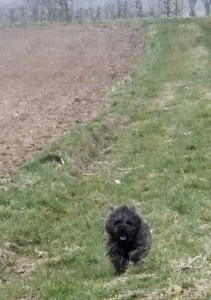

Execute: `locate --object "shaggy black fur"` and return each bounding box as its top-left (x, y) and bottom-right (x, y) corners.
top-left (105, 205), bottom-right (151, 275)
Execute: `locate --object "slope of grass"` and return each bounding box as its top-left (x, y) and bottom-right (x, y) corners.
top-left (0, 18), bottom-right (211, 299)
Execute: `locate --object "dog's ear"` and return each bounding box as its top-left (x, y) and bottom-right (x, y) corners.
top-left (109, 205), bottom-right (117, 211)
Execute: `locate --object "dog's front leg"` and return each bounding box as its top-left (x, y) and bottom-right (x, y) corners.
top-left (110, 255), bottom-right (128, 275)
top-left (129, 246), bottom-right (149, 264)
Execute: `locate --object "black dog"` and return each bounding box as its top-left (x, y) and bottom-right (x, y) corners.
top-left (105, 205), bottom-right (151, 275)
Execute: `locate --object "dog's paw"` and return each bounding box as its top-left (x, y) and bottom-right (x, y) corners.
top-left (128, 250), bottom-right (140, 263)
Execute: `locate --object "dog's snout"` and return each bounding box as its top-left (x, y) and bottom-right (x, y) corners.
top-left (119, 226), bottom-right (126, 232)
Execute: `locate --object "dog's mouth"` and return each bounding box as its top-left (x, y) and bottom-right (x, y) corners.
top-left (120, 235), bottom-right (127, 241)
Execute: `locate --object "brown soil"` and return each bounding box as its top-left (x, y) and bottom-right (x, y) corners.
top-left (0, 23), bottom-right (142, 178)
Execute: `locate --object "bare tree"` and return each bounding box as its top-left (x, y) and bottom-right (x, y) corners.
top-left (18, 6), bottom-right (27, 22)
top-left (174, 0), bottom-right (179, 15)
top-left (201, 0), bottom-right (211, 15)
top-left (123, 1), bottom-right (128, 18)
top-left (135, 0), bottom-right (143, 17)
top-left (96, 6), bottom-right (101, 21)
top-left (25, 0), bottom-right (40, 22)
top-left (89, 6), bottom-right (94, 21)
top-left (75, 7), bottom-right (83, 23)
top-left (166, 0), bottom-right (171, 16)
top-left (172, 0), bottom-right (185, 16)
top-left (116, 0), bottom-right (122, 18)
top-left (55, 0), bottom-right (69, 22)
top-left (160, 0), bottom-right (185, 16)
top-left (43, 0), bottom-right (58, 21)
top-left (189, 0), bottom-right (197, 16)
top-left (9, 8), bottom-right (17, 23)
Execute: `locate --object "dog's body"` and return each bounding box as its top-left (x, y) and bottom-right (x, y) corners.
top-left (105, 205), bottom-right (151, 275)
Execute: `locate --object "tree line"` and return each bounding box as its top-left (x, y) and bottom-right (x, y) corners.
top-left (0, 0), bottom-right (210, 25)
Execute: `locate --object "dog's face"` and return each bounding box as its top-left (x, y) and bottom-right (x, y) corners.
top-left (105, 206), bottom-right (141, 243)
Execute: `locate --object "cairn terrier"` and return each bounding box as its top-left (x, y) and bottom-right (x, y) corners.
top-left (105, 205), bottom-right (151, 275)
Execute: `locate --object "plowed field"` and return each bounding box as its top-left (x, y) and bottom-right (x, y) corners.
top-left (0, 23), bottom-right (142, 177)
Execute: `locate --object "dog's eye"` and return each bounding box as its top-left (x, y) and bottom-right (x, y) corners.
top-left (126, 220), bottom-right (133, 226)
top-left (113, 220), bottom-right (121, 226)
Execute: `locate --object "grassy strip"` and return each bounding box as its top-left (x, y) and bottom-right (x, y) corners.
top-left (0, 18), bottom-right (211, 299)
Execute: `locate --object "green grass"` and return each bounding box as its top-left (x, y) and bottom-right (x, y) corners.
top-left (0, 18), bottom-right (211, 299)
